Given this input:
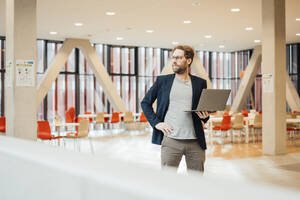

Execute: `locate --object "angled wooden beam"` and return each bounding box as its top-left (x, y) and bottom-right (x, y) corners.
top-left (36, 39), bottom-right (74, 107)
top-left (286, 72), bottom-right (300, 111)
top-left (230, 46), bottom-right (262, 111)
top-left (36, 38), bottom-right (126, 112)
top-left (191, 55), bottom-right (213, 89)
top-left (75, 39), bottom-right (126, 111)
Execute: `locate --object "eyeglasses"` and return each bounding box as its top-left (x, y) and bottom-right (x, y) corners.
top-left (172, 56), bottom-right (184, 61)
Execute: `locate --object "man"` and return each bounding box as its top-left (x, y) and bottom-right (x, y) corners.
top-left (141, 45), bottom-right (209, 172)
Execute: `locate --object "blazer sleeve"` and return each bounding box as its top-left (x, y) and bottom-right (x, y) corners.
top-left (141, 77), bottom-right (162, 128)
top-left (201, 79), bottom-right (210, 124)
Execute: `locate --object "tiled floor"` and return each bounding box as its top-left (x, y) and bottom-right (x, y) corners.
top-left (40, 128), bottom-right (300, 191)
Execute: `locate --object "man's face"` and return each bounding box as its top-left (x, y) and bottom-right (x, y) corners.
top-left (172, 49), bottom-right (190, 74)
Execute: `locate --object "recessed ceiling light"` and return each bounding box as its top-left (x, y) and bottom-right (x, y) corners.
top-left (49, 31), bottom-right (57, 35)
top-left (146, 30), bottom-right (154, 33)
top-left (116, 37), bottom-right (124, 40)
top-left (74, 23), bottom-right (83, 26)
top-left (204, 35), bottom-right (212, 39)
top-left (183, 20), bottom-right (192, 24)
top-left (231, 8), bottom-right (240, 12)
top-left (296, 33), bottom-right (300, 36)
top-left (254, 40), bottom-right (261, 43)
top-left (172, 41), bottom-right (179, 45)
top-left (296, 18), bottom-right (300, 21)
top-left (192, 2), bottom-right (200, 6)
top-left (219, 45), bottom-right (225, 48)
top-left (245, 27), bottom-right (253, 31)
top-left (106, 12), bottom-right (116, 16)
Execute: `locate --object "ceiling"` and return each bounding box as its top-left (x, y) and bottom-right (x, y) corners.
top-left (0, 0), bottom-right (300, 52)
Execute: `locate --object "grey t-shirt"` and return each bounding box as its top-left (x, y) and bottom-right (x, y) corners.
top-left (164, 77), bottom-right (196, 139)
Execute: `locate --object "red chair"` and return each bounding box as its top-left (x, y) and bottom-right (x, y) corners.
top-left (140, 112), bottom-right (148, 122)
top-left (0, 116), bottom-right (5, 133)
top-left (212, 115), bottom-right (231, 144)
top-left (109, 112), bottom-right (120, 130)
top-left (119, 112), bottom-right (124, 121)
top-left (220, 115), bottom-right (231, 130)
top-left (84, 112), bottom-right (93, 122)
top-left (65, 107), bottom-right (76, 123)
top-left (137, 112), bottom-right (148, 130)
top-left (111, 112), bottom-right (120, 123)
top-left (242, 110), bottom-right (248, 117)
top-left (37, 121), bottom-right (62, 145)
top-left (223, 112), bottom-right (229, 116)
top-left (103, 112), bottom-right (109, 123)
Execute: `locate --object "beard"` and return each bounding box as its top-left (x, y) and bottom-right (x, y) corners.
top-left (172, 64), bottom-right (187, 74)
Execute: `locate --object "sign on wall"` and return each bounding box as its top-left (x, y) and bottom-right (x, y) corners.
top-left (16, 60), bottom-right (35, 87)
top-left (262, 73), bottom-right (273, 93)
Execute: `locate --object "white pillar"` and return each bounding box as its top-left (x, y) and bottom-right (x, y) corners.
top-left (262, 0), bottom-right (286, 154)
top-left (5, 0), bottom-right (37, 140)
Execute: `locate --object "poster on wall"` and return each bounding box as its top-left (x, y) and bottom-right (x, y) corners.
top-left (16, 60), bottom-right (35, 87)
top-left (262, 73), bottom-right (273, 93)
top-left (6, 60), bottom-right (13, 87)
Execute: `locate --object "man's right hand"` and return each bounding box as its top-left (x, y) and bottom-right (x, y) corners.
top-left (155, 122), bottom-right (173, 135)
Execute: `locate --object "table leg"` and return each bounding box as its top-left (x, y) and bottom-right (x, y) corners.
top-left (57, 126), bottom-right (61, 146)
top-left (245, 120), bottom-right (249, 144)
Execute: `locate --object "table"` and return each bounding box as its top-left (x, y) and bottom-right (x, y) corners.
top-left (286, 118), bottom-right (300, 123)
top-left (78, 113), bottom-right (141, 121)
top-left (208, 116), bottom-right (253, 143)
top-left (55, 123), bottom-right (79, 145)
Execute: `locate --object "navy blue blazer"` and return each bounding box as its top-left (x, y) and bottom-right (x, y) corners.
top-left (141, 73), bottom-right (209, 150)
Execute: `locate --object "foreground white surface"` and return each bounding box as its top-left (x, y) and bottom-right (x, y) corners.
top-left (0, 135), bottom-right (299, 200)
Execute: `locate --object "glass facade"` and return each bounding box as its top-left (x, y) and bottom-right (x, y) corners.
top-left (0, 37), bottom-right (300, 121)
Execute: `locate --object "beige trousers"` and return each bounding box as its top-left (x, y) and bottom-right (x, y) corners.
top-left (161, 136), bottom-right (205, 172)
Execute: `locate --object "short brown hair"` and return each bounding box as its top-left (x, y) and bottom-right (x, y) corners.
top-left (172, 45), bottom-right (195, 67)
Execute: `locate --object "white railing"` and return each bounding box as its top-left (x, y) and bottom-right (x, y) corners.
top-left (0, 135), bottom-right (299, 200)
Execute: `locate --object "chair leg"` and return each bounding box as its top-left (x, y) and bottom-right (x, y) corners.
top-left (222, 131), bottom-right (226, 144)
top-left (251, 128), bottom-right (255, 143)
top-left (89, 138), bottom-right (95, 154)
top-left (292, 130), bottom-right (295, 144)
top-left (77, 138), bottom-right (81, 152)
top-left (73, 138), bottom-right (76, 151)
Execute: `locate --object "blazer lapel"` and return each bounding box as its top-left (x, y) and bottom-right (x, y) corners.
top-left (164, 74), bottom-right (175, 106)
top-left (190, 75), bottom-right (199, 110)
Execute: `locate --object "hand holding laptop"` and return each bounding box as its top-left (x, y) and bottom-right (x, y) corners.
top-left (196, 111), bottom-right (209, 119)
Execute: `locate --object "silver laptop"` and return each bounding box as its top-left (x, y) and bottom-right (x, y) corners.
top-left (185, 89), bottom-right (231, 113)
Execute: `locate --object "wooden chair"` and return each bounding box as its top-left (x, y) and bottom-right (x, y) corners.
top-left (231, 114), bottom-right (244, 143)
top-left (95, 112), bottom-right (105, 129)
top-left (64, 119), bottom-right (94, 153)
top-left (123, 111), bottom-right (136, 131)
top-left (249, 114), bottom-right (262, 142)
